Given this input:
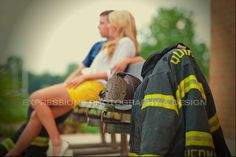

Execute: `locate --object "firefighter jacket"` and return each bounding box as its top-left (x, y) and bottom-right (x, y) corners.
top-left (129, 44), bottom-right (231, 157)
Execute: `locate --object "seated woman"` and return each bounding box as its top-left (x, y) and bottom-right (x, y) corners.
top-left (6, 10), bottom-right (139, 156)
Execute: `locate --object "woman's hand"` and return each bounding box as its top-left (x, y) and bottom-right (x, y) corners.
top-left (111, 58), bottom-right (129, 73)
top-left (66, 75), bottom-right (88, 89)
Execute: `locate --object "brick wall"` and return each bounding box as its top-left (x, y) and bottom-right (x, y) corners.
top-left (209, 0), bottom-right (235, 138)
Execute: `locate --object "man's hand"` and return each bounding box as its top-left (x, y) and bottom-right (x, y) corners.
top-left (111, 58), bottom-right (129, 73)
top-left (66, 75), bottom-right (88, 89)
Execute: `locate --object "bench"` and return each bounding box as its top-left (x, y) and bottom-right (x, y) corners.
top-left (70, 61), bottom-right (144, 156)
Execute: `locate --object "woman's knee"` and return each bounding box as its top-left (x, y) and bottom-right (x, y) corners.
top-left (30, 111), bottom-right (42, 127)
top-left (30, 111), bottom-right (38, 121)
top-left (30, 91), bottom-right (43, 107)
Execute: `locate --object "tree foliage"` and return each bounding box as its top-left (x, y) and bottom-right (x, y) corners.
top-left (0, 59), bottom-right (28, 136)
top-left (140, 8), bottom-right (208, 76)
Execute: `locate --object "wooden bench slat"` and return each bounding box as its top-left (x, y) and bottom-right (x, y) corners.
top-left (105, 123), bottom-right (130, 134)
top-left (80, 101), bottom-right (115, 111)
top-left (80, 101), bottom-right (132, 113)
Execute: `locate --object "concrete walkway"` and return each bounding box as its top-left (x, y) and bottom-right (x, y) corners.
top-left (47, 133), bottom-right (126, 156)
top-left (61, 133), bottom-right (121, 144)
top-left (48, 133), bottom-right (235, 156)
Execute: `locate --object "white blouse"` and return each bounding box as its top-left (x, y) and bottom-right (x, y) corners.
top-left (82, 37), bottom-right (136, 85)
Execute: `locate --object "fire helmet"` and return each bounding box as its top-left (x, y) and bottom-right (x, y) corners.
top-left (99, 72), bottom-right (141, 105)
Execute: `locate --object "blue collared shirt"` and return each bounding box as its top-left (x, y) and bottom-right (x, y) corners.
top-left (82, 41), bottom-right (106, 67)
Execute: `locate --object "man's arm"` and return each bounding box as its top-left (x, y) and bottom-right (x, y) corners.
top-left (111, 56), bottom-right (144, 73)
top-left (126, 56), bottom-right (144, 64)
top-left (64, 64), bottom-right (86, 83)
top-left (65, 41), bottom-right (104, 83)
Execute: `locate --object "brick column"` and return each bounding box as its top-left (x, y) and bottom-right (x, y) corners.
top-left (209, 0), bottom-right (235, 138)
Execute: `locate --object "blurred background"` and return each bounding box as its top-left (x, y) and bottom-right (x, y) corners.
top-left (0, 0), bottom-right (235, 155)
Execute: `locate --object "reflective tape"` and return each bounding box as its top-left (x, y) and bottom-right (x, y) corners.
top-left (186, 131), bottom-right (214, 148)
top-left (129, 153), bottom-right (160, 157)
top-left (129, 153), bottom-right (139, 156)
top-left (208, 114), bottom-right (220, 133)
top-left (1, 138), bottom-right (15, 151)
top-left (31, 136), bottom-right (49, 147)
top-left (176, 75), bottom-right (206, 109)
top-left (141, 154), bottom-right (160, 156)
top-left (142, 94), bottom-right (178, 115)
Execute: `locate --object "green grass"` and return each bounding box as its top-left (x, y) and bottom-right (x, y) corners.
top-left (79, 124), bottom-right (99, 133)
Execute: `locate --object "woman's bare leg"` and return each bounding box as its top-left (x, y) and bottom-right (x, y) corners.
top-left (30, 83), bottom-right (73, 156)
top-left (6, 111), bottom-right (42, 156)
top-left (7, 83), bottom-right (73, 156)
top-left (7, 106), bottom-right (72, 156)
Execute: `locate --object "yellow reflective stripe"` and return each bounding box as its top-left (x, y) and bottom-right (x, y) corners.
top-left (1, 138), bottom-right (15, 151)
top-left (208, 114), bottom-right (220, 132)
top-left (129, 153), bottom-right (160, 156)
top-left (142, 102), bottom-right (178, 115)
top-left (35, 136), bottom-right (49, 141)
top-left (186, 131), bottom-right (214, 148)
top-left (144, 93), bottom-right (175, 101)
top-left (176, 75), bottom-right (206, 109)
top-left (141, 154), bottom-right (160, 156)
top-left (129, 153), bottom-right (139, 156)
top-left (31, 136), bottom-right (49, 147)
top-left (142, 94), bottom-right (178, 115)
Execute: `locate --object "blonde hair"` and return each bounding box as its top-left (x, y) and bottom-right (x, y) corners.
top-left (104, 10), bottom-right (139, 58)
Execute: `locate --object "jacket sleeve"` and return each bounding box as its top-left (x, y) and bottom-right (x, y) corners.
top-left (140, 66), bottom-right (179, 156)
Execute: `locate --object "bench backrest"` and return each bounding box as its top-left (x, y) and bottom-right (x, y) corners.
top-left (125, 61), bottom-right (145, 81)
